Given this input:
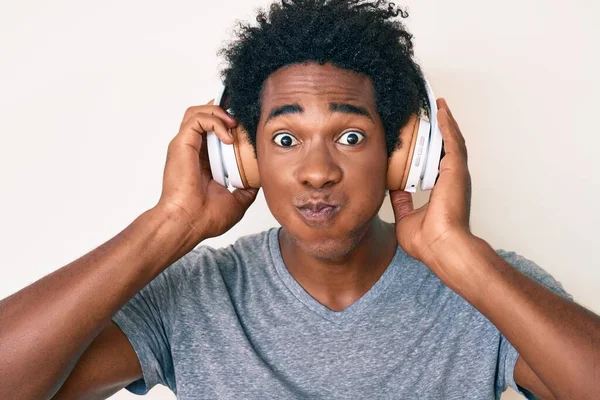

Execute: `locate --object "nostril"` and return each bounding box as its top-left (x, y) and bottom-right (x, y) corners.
top-left (303, 180), bottom-right (336, 190)
top-left (297, 160), bottom-right (343, 189)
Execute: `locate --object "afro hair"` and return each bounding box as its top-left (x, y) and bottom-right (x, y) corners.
top-left (218, 0), bottom-right (430, 156)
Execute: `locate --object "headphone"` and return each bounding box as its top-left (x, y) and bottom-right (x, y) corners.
top-left (207, 79), bottom-right (443, 192)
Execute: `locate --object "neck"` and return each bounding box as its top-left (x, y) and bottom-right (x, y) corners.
top-left (279, 217), bottom-right (397, 312)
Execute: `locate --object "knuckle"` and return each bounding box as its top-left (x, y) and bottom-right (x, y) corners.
top-left (188, 113), bottom-right (208, 129)
top-left (167, 138), bottom-right (179, 151)
top-left (183, 106), bottom-right (196, 120)
top-left (191, 111), bottom-right (210, 122)
top-left (183, 106), bottom-right (217, 122)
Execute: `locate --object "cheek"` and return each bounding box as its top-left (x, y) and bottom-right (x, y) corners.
top-left (256, 145), bottom-right (292, 219)
top-left (342, 155), bottom-right (387, 220)
top-left (343, 151), bottom-right (387, 191)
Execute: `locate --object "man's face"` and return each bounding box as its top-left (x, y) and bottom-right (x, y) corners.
top-left (256, 63), bottom-right (389, 259)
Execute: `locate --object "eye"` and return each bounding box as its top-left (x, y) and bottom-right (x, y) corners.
top-left (273, 132), bottom-right (300, 147)
top-left (337, 131), bottom-right (365, 146)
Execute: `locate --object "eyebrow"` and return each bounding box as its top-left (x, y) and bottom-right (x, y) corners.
top-left (264, 102), bottom-right (374, 125)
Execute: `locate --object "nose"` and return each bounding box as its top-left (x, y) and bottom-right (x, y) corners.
top-left (295, 143), bottom-right (343, 189)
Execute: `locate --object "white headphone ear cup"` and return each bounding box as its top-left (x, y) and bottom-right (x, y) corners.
top-left (403, 118), bottom-right (430, 192)
top-left (421, 123), bottom-right (443, 190)
top-left (221, 142), bottom-right (245, 188)
top-left (207, 131), bottom-right (227, 187)
top-left (207, 83), bottom-right (229, 187)
top-left (420, 79), bottom-right (442, 190)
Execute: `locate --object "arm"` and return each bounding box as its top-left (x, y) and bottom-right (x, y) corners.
top-left (427, 232), bottom-right (600, 399)
top-left (389, 98), bottom-right (598, 400)
top-left (52, 321), bottom-right (142, 400)
top-left (0, 103), bottom-right (257, 399)
top-left (0, 206), bottom-right (201, 399)
top-left (515, 356), bottom-right (558, 400)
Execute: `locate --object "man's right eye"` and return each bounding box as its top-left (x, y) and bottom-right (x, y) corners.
top-left (272, 133), bottom-right (300, 147)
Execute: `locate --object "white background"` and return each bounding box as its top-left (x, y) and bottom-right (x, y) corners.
top-left (1, 1), bottom-right (598, 399)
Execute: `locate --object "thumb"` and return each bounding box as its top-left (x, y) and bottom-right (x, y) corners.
top-left (232, 188), bottom-right (259, 212)
top-left (389, 190), bottom-right (414, 223)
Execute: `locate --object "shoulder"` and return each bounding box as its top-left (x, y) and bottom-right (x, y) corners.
top-left (157, 228), bottom-right (275, 288)
top-left (398, 246), bottom-right (572, 313)
top-left (495, 249), bottom-right (572, 299)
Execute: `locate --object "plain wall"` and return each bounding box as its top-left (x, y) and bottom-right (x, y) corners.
top-left (0, 1), bottom-right (598, 399)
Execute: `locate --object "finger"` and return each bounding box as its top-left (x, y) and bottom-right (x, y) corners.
top-left (436, 98), bottom-right (465, 145)
top-left (175, 112), bottom-right (234, 154)
top-left (181, 105), bottom-right (237, 129)
top-left (198, 130), bottom-right (212, 176)
top-left (389, 190), bottom-right (414, 223)
top-left (437, 108), bottom-right (467, 163)
top-left (231, 187), bottom-right (259, 212)
top-left (434, 154), bottom-right (473, 225)
top-left (432, 108), bottom-right (472, 219)
top-left (180, 105), bottom-right (237, 130)
top-left (436, 98), bottom-right (456, 128)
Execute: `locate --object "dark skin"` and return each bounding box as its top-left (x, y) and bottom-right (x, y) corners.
top-left (257, 64), bottom-right (600, 399)
top-left (257, 64), bottom-right (398, 311)
top-left (0, 62), bottom-right (597, 399)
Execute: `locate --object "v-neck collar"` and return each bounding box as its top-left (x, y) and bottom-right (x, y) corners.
top-left (268, 227), bottom-right (402, 324)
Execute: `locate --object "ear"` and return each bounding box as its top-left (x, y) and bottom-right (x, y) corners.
top-left (386, 114), bottom-right (420, 191)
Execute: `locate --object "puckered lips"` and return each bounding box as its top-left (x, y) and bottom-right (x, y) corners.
top-left (294, 199), bottom-right (342, 227)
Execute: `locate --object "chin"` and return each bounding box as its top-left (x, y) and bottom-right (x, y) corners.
top-left (284, 221), bottom-right (370, 261)
top-left (272, 194), bottom-right (386, 261)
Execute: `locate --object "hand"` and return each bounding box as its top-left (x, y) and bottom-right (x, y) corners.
top-left (155, 100), bottom-right (258, 242)
top-left (390, 98), bottom-right (473, 266)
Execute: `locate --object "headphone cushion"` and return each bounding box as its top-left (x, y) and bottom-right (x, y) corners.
top-left (233, 125), bottom-right (260, 188)
top-left (386, 114), bottom-right (420, 191)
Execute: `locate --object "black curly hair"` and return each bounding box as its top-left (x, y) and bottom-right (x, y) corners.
top-left (218, 0), bottom-right (429, 156)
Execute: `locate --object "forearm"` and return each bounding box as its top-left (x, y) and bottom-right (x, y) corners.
top-left (427, 233), bottom-right (600, 400)
top-left (0, 205), bottom-right (202, 399)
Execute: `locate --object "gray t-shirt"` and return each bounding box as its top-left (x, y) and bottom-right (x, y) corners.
top-left (112, 227), bottom-right (571, 399)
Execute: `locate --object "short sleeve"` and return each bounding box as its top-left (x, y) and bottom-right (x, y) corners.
top-left (111, 257), bottom-right (189, 395)
top-left (494, 250), bottom-right (573, 399)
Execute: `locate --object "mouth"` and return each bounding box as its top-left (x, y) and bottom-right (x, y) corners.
top-left (295, 202), bottom-right (341, 225)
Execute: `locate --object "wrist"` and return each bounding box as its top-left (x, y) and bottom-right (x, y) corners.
top-left (423, 231), bottom-right (496, 296)
top-left (149, 203), bottom-right (208, 247)
top-left (422, 230), bottom-right (479, 267)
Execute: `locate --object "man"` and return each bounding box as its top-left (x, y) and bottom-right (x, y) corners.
top-left (0, 1), bottom-right (598, 399)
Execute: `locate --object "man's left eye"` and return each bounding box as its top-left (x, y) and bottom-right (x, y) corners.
top-left (337, 131), bottom-right (365, 146)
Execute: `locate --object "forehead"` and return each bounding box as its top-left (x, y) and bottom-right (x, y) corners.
top-left (260, 63), bottom-right (377, 109)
